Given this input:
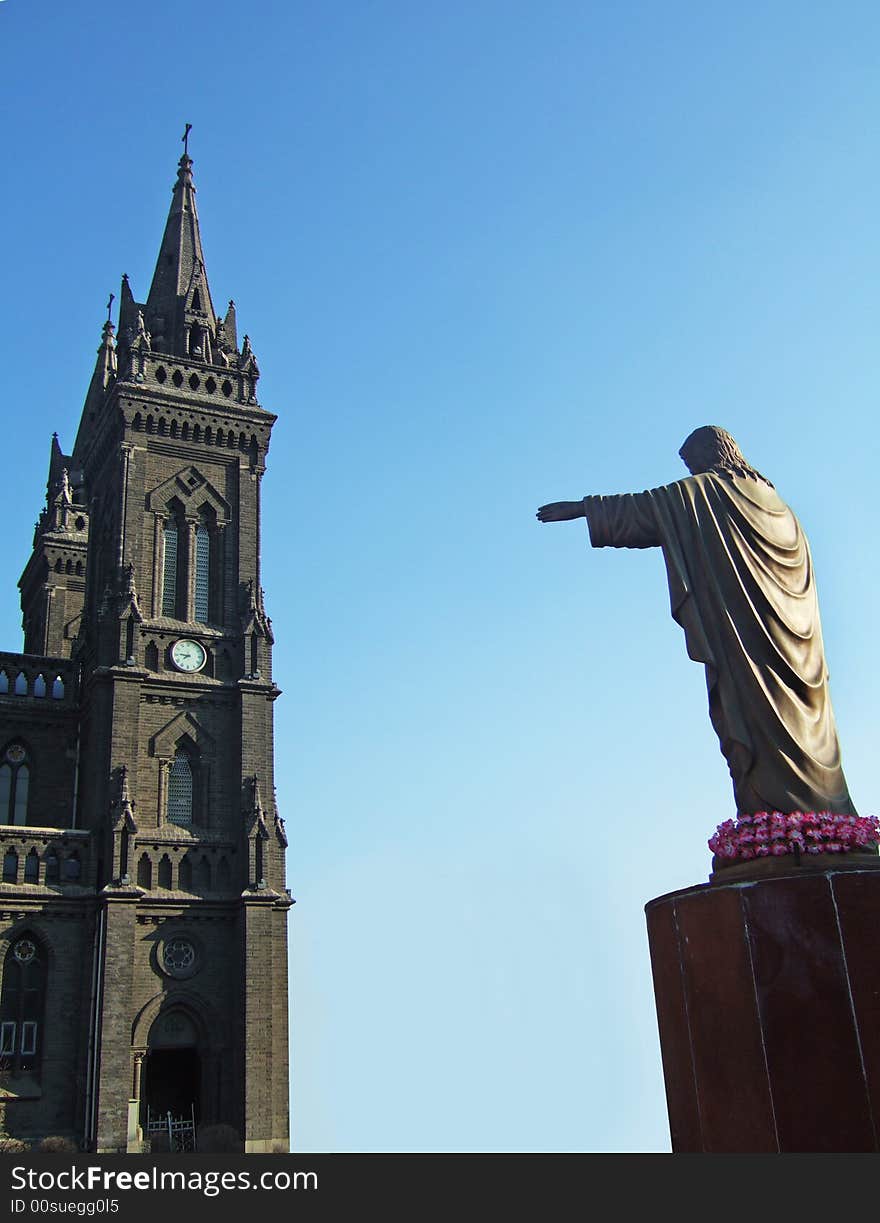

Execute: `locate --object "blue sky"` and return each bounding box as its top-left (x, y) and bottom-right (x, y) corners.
top-left (2, 2), bottom-right (879, 1151)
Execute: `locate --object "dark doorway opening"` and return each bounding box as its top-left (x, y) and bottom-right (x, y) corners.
top-left (144, 1047), bottom-right (200, 1123)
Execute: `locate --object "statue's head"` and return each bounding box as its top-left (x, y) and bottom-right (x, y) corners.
top-left (679, 426), bottom-right (772, 486)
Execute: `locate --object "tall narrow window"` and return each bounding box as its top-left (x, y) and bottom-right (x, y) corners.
top-left (20, 1022), bottom-right (37, 1056)
top-left (0, 936), bottom-right (47, 1078)
top-left (0, 745), bottom-right (30, 826)
top-left (167, 752), bottom-right (193, 827)
top-left (63, 854), bottom-right (81, 882)
top-left (137, 854), bottom-right (152, 890)
top-left (0, 767), bottom-right (9, 818)
top-left (255, 836), bottom-right (264, 887)
top-left (13, 767), bottom-right (29, 826)
top-left (194, 524), bottom-right (210, 622)
top-left (162, 521), bottom-right (179, 617)
top-left (178, 855), bottom-right (193, 891)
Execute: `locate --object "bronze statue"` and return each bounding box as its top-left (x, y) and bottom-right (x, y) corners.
top-left (537, 426), bottom-right (856, 816)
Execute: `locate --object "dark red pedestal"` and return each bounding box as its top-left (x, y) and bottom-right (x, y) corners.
top-left (646, 864), bottom-right (880, 1152)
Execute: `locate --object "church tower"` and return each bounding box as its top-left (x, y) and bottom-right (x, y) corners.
top-left (0, 144), bottom-right (291, 1153)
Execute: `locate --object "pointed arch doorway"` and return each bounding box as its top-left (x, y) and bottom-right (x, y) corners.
top-left (143, 1008), bottom-right (201, 1150)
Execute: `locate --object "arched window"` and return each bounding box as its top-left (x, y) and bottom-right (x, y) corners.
top-left (51, 676), bottom-right (64, 700)
top-left (63, 853), bottom-right (81, 882)
top-left (0, 934), bottom-right (47, 1078)
top-left (14, 673), bottom-right (27, 696)
top-left (137, 854), bottom-right (152, 890)
top-left (255, 836), bottom-right (264, 888)
top-left (194, 524), bottom-right (211, 622)
top-left (167, 753), bottom-right (193, 827)
top-left (157, 855), bottom-right (172, 889)
top-left (178, 854), bottom-right (193, 891)
top-left (24, 850), bottom-right (39, 884)
top-left (2, 850), bottom-right (17, 883)
top-left (33, 675), bottom-right (46, 699)
top-left (0, 744), bottom-right (30, 826)
top-left (162, 519), bottom-right (179, 617)
top-left (0, 672), bottom-right (7, 694)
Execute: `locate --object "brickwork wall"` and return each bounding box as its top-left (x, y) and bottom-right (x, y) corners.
top-left (270, 903), bottom-right (291, 1148)
top-left (0, 683), bottom-right (79, 830)
top-left (239, 896), bottom-right (289, 1151)
top-left (134, 690), bottom-right (242, 837)
top-left (129, 902), bottom-right (242, 1128)
top-left (94, 897), bottom-right (138, 1151)
top-left (0, 901), bottom-right (95, 1144)
top-left (44, 582), bottom-right (86, 659)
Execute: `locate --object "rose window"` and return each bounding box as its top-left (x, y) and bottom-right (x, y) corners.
top-left (162, 939), bottom-right (195, 973)
top-left (13, 938), bottom-right (36, 964)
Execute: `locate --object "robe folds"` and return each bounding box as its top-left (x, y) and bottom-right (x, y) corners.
top-left (583, 473), bottom-right (856, 816)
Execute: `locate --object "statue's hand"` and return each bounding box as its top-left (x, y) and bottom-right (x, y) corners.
top-left (536, 501), bottom-right (585, 523)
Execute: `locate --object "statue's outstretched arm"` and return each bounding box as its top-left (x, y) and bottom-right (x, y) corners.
top-left (536, 501), bottom-right (585, 523)
top-left (537, 492), bottom-right (661, 547)
top-left (584, 492), bottom-right (661, 549)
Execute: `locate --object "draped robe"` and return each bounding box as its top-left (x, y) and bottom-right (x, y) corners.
top-left (583, 472), bottom-right (856, 816)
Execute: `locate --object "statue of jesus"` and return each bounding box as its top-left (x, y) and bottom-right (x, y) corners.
top-left (537, 426), bottom-right (856, 817)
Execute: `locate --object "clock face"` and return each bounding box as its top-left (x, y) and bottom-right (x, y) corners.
top-left (171, 638), bottom-right (207, 673)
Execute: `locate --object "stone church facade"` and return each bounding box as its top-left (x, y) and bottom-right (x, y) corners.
top-left (0, 149), bottom-right (291, 1152)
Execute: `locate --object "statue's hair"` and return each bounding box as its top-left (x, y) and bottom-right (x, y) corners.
top-left (679, 426), bottom-right (773, 487)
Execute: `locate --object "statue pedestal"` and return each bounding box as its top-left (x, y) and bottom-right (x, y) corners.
top-left (646, 863), bottom-right (880, 1151)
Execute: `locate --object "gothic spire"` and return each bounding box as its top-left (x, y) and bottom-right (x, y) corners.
top-left (84, 316), bottom-right (117, 416)
top-left (46, 433), bottom-right (66, 500)
top-left (72, 315), bottom-right (118, 459)
top-left (144, 142), bottom-right (218, 357)
top-left (117, 273), bottom-right (138, 339)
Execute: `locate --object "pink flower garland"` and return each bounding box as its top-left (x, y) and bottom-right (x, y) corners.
top-left (709, 812), bottom-right (880, 863)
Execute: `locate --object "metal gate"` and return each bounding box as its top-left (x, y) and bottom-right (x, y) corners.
top-left (145, 1105), bottom-right (196, 1152)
